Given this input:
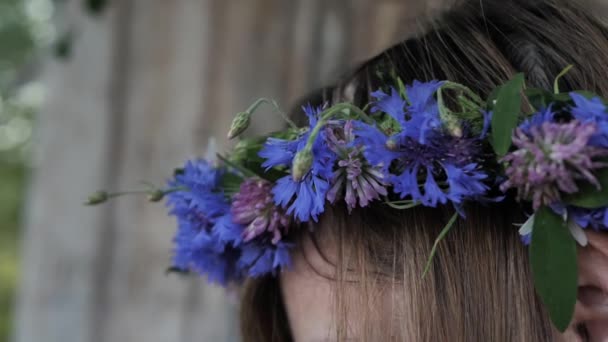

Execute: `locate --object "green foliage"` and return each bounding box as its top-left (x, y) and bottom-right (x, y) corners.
top-left (0, 0), bottom-right (53, 339)
top-left (0, 162), bottom-right (24, 341)
top-left (530, 207), bottom-right (578, 332)
top-left (524, 88), bottom-right (554, 111)
top-left (490, 73), bottom-right (525, 157)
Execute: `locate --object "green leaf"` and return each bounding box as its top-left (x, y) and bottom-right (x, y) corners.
top-left (491, 73), bottom-right (525, 156)
top-left (216, 154), bottom-right (257, 178)
top-left (524, 88), bottom-right (553, 111)
top-left (564, 168), bottom-right (608, 208)
top-left (486, 86), bottom-right (502, 111)
top-left (530, 207), bottom-right (578, 332)
top-left (220, 172), bottom-right (244, 192)
top-left (422, 212), bottom-right (459, 278)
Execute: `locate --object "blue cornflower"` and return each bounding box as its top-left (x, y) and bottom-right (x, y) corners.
top-left (171, 217), bottom-right (243, 285)
top-left (371, 87), bottom-right (407, 122)
top-left (259, 104), bottom-right (335, 222)
top-left (238, 241), bottom-right (292, 277)
top-left (391, 136), bottom-right (487, 209)
top-left (569, 207), bottom-right (608, 231)
top-left (273, 174), bottom-right (329, 222)
top-left (259, 138), bottom-right (298, 170)
top-left (353, 121), bottom-right (401, 172)
top-left (166, 159), bottom-right (245, 285)
top-left (359, 81), bottom-right (489, 211)
top-left (570, 93), bottom-right (608, 147)
top-left (371, 80), bottom-right (444, 144)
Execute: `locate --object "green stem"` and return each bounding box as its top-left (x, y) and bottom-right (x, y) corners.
top-left (441, 81), bottom-right (485, 107)
top-left (247, 98), bottom-right (298, 129)
top-left (107, 186), bottom-right (186, 198)
top-left (554, 65), bottom-right (573, 94)
top-left (437, 87), bottom-right (450, 119)
top-left (216, 153), bottom-right (257, 178)
top-left (385, 201), bottom-right (420, 210)
top-left (457, 95), bottom-right (482, 113)
top-left (422, 212), bottom-right (459, 278)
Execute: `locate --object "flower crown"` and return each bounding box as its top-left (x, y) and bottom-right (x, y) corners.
top-left (87, 68), bottom-right (608, 331)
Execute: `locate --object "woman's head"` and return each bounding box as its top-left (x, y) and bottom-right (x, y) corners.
top-left (240, 0), bottom-right (608, 340)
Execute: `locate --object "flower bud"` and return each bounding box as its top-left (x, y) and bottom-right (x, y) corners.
top-left (147, 190), bottom-right (165, 202)
top-left (85, 191), bottom-right (109, 205)
top-left (291, 149), bottom-right (313, 182)
top-left (386, 138), bottom-right (398, 151)
top-left (227, 111), bottom-right (251, 139)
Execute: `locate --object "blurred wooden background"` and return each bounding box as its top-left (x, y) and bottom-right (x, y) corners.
top-left (12, 0), bottom-right (608, 341)
top-left (13, 0), bottom-right (433, 341)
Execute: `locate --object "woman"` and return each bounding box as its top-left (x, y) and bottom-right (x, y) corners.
top-left (234, 0), bottom-right (608, 341)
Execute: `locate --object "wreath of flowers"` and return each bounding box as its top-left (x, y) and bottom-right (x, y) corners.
top-left (87, 67), bottom-right (608, 331)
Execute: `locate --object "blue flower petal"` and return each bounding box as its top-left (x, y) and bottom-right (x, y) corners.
top-left (406, 80), bottom-right (444, 114)
top-left (259, 138), bottom-right (298, 170)
top-left (273, 243), bottom-right (293, 269)
top-left (402, 80), bottom-right (443, 144)
top-left (371, 88), bottom-right (407, 123)
top-left (302, 103), bottom-right (324, 127)
top-left (239, 242), bottom-right (293, 277)
top-left (166, 159), bottom-right (243, 285)
top-left (480, 110), bottom-right (492, 139)
top-left (421, 169), bottom-right (448, 207)
top-left (214, 214), bottom-right (244, 247)
top-left (444, 163), bottom-right (489, 204)
top-left (570, 93), bottom-right (608, 147)
top-left (391, 165), bottom-right (422, 201)
top-left (272, 174), bottom-right (329, 222)
top-left (353, 121), bottom-right (401, 172)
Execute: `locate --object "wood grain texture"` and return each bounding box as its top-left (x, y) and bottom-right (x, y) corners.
top-left (15, 0), bottom-right (608, 341)
top-left (14, 0), bottom-right (424, 341)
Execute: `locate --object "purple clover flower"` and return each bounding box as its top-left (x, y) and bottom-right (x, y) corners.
top-left (501, 116), bottom-right (608, 210)
top-left (231, 178), bottom-right (291, 244)
top-left (325, 121), bottom-right (388, 211)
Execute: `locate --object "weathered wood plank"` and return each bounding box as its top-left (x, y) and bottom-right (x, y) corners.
top-left (16, 1), bottom-right (457, 342)
top-left (14, 0), bottom-right (119, 341)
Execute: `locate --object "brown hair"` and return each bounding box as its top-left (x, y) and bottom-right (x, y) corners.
top-left (240, 0), bottom-right (608, 340)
